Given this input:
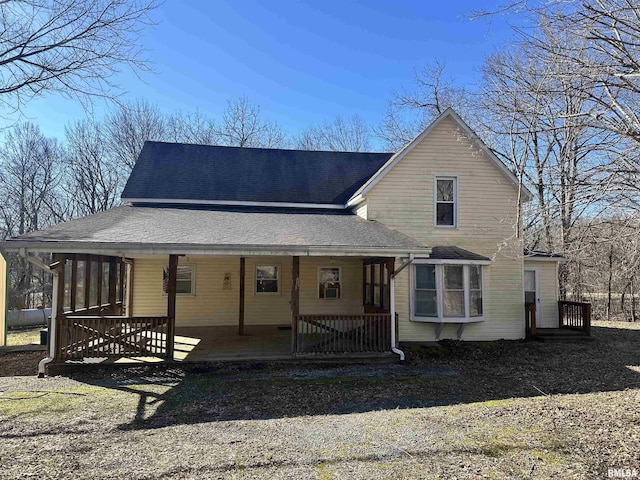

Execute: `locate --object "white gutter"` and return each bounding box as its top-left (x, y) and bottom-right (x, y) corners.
top-left (389, 254), bottom-right (415, 362)
top-left (5, 242), bottom-right (431, 258)
top-left (18, 250), bottom-right (56, 377)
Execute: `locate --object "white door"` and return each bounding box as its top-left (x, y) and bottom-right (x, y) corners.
top-left (524, 268), bottom-right (541, 327)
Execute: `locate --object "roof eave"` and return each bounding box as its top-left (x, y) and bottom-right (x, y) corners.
top-left (2, 240), bottom-right (431, 257)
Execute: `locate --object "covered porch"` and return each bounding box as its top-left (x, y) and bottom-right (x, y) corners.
top-left (47, 253), bottom-right (402, 367)
top-left (3, 205), bottom-right (429, 373)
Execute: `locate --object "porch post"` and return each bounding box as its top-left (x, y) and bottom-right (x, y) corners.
top-left (126, 260), bottom-right (134, 317)
top-left (291, 256), bottom-right (300, 353)
top-left (239, 257), bottom-right (245, 335)
top-left (0, 251), bottom-right (6, 347)
top-left (166, 254), bottom-right (178, 360)
top-left (385, 258), bottom-right (394, 313)
top-left (52, 253), bottom-right (66, 360)
top-left (108, 256), bottom-right (117, 314)
top-left (70, 254), bottom-right (77, 312)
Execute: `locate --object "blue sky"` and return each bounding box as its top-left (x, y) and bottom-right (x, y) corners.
top-left (10, 0), bottom-right (515, 141)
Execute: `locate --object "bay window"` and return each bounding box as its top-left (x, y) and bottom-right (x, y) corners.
top-left (411, 263), bottom-right (485, 322)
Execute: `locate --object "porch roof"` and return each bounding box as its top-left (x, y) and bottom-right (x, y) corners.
top-left (3, 205), bottom-right (430, 256)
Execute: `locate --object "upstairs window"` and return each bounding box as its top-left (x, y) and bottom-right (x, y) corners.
top-left (435, 177), bottom-right (457, 227)
top-left (319, 267), bottom-right (341, 299)
top-left (256, 265), bottom-right (280, 294)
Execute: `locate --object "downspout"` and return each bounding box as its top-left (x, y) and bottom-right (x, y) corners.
top-left (390, 254), bottom-right (414, 362)
top-left (18, 249), bottom-right (57, 377)
top-left (390, 275), bottom-right (403, 361)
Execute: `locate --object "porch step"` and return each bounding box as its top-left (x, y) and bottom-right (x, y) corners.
top-left (530, 328), bottom-right (594, 343)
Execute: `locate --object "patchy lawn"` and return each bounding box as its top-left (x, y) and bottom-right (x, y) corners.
top-left (0, 321), bottom-right (638, 479)
top-left (6, 327), bottom-right (42, 347)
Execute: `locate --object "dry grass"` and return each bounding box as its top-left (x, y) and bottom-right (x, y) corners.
top-left (0, 321), bottom-right (638, 479)
top-left (6, 327), bottom-right (42, 347)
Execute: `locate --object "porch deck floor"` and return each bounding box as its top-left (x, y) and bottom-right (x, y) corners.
top-left (54, 324), bottom-right (396, 370)
top-left (174, 325), bottom-right (292, 362)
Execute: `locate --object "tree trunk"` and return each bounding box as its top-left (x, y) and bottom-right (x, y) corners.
top-left (631, 277), bottom-right (637, 323)
top-left (607, 244), bottom-right (613, 320)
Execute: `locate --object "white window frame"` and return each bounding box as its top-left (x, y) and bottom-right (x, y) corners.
top-left (162, 264), bottom-right (196, 297)
top-left (318, 266), bottom-right (342, 300)
top-left (434, 175), bottom-right (458, 228)
top-left (410, 260), bottom-right (487, 323)
top-left (255, 264), bottom-right (281, 295)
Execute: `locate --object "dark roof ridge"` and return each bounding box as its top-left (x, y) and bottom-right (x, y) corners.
top-left (141, 140), bottom-right (393, 156)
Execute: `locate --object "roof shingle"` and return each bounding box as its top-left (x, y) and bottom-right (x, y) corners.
top-left (5, 205), bottom-right (428, 254)
top-left (121, 142), bottom-right (393, 205)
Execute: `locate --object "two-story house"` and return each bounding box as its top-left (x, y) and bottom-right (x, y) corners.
top-left (1, 108), bottom-right (579, 376)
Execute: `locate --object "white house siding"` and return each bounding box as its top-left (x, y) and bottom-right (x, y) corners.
top-left (366, 116), bottom-right (525, 341)
top-left (131, 255), bottom-right (364, 327)
top-left (299, 257), bottom-right (364, 315)
top-left (131, 255), bottom-right (240, 327)
top-left (244, 256), bottom-right (292, 325)
top-left (353, 202), bottom-right (368, 219)
top-left (524, 259), bottom-right (559, 328)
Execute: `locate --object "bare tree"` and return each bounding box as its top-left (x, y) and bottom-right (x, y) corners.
top-left (296, 115), bottom-right (372, 152)
top-left (0, 0), bottom-right (159, 114)
top-left (105, 99), bottom-right (165, 170)
top-left (65, 119), bottom-right (121, 215)
top-left (165, 110), bottom-right (219, 145)
top-left (216, 96), bottom-right (286, 148)
top-left (0, 122), bottom-right (62, 307)
top-left (375, 61), bottom-right (469, 150)
top-left (0, 123), bottom-right (62, 237)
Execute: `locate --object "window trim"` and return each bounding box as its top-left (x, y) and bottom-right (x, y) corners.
top-left (162, 264), bottom-right (196, 297)
top-left (410, 260), bottom-right (486, 323)
top-left (434, 175), bottom-right (458, 228)
top-left (318, 266), bottom-right (342, 300)
top-left (255, 264), bottom-right (281, 296)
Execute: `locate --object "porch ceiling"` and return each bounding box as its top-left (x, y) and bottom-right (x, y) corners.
top-left (2, 205), bottom-right (430, 256)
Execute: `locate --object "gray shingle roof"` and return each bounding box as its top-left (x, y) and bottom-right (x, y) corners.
top-left (4, 205), bottom-right (428, 254)
top-left (429, 246), bottom-right (491, 262)
top-left (121, 142), bottom-right (393, 205)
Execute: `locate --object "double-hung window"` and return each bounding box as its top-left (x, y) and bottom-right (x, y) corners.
top-left (435, 176), bottom-right (457, 227)
top-left (411, 262), bottom-right (485, 322)
top-left (162, 265), bottom-right (195, 296)
top-left (319, 267), bottom-right (341, 299)
top-left (256, 265), bottom-right (280, 294)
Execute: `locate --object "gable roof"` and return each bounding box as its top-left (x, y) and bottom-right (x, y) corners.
top-left (121, 142), bottom-right (392, 208)
top-left (3, 205), bottom-right (429, 256)
top-left (347, 108), bottom-right (534, 205)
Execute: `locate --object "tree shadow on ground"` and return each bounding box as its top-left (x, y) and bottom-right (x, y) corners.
top-left (72, 324), bottom-right (640, 431)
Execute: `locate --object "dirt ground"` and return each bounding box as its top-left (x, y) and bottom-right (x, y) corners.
top-left (0, 320), bottom-right (638, 479)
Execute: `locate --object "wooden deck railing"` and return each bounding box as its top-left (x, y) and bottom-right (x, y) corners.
top-left (559, 301), bottom-right (591, 335)
top-left (525, 302), bottom-right (537, 336)
top-left (294, 314), bottom-right (391, 354)
top-left (55, 315), bottom-right (172, 360)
